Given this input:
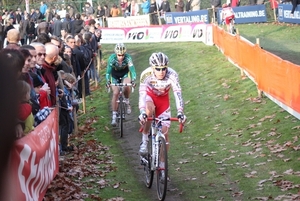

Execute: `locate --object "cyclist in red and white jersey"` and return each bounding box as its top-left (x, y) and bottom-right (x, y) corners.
top-left (221, 3), bottom-right (235, 32)
top-left (138, 52), bottom-right (186, 155)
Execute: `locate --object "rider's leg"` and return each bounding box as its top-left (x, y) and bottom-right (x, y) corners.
top-left (123, 77), bottom-right (132, 114)
top-left (111, 85), bottom-right (119, 126)
top-left (139, 101), bottom-right (155, 155)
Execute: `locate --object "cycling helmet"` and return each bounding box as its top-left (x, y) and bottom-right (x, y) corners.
top-left (114, 43), bottom-right (126, 55)
top-left (149, 52), bottom-right (169, 67)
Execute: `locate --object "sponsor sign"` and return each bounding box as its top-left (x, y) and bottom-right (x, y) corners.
top-left (278, 4), bottom-right (300, 24)
top-left (165, 10), bottom-right (210, 24)
top-left (6, 109), bottom-right (59, 201)
top-left (217, 5), bottom-right (267, 24)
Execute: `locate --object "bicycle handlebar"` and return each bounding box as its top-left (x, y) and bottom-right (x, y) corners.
top-left (107, 83), bottom-right (135, 93)
top-left (139, 117), bottom-right (183, 133)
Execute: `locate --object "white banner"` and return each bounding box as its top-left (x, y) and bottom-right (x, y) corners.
top-left (107, 15), bottom-right (151, 28)
top-left (101, 22), bottom-right (213, 46)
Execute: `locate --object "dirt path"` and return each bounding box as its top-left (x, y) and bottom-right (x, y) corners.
top-left (111, 103), bottom-right (185, 201)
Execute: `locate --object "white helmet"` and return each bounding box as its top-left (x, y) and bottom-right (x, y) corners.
top-left (114, 43), bottom-right (126, 55)
top-left (149, 52), bottom-right (169, 67)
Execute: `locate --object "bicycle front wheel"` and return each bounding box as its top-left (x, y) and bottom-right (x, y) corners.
top-left (144, 133), bottom-right (154, 188)
top-left (156, 136), bottom-right (168, 201)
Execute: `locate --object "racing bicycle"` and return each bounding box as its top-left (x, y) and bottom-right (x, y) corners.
top-left (229, 18), bottom-right (236, 35)
top-left (108, 80), bottom-right (134, 138)
top-left (139, 117), bottom-right (183, 201)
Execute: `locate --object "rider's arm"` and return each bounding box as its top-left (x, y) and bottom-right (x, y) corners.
top-left (169, 69), bottom-right (184, 112)
top-left (138, 67), bottom-right (151, 113)
top-left (126, 55), bottom-right (137, 81)
top-left (105, 55), bottom-right (114, 81)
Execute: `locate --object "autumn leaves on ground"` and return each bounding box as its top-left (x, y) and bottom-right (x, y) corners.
top-left (45, 24), bottom-right (300, 200)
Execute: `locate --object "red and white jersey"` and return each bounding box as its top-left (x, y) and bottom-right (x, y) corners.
top-left (139, 67), bottom-right (184, 113)
top-left (222, 7), bottom-right (234, 18)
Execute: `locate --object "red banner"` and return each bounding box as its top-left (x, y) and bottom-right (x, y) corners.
top-left (5, 108), bottom-right (59, 201)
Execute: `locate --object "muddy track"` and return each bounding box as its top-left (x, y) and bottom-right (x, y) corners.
top-left (110, 102), bottom-right (185, 201)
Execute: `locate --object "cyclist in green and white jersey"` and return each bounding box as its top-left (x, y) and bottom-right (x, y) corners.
top-left (106, 43), bottom-right (137, 126)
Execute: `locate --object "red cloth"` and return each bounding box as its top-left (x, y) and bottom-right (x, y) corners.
top-left (231, 0), bottom-right (239, 7)
top-left (18, 103), bottom-right (32, 121)
top-left (39, 90), bottom-right (51, 109)
top-left (270, 0), bottom-right (278, 9)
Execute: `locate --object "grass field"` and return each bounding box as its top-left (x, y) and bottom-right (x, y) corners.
top-left (46, 23), bottom-right (300, 200)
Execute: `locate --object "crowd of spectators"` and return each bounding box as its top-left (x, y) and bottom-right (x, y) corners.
top-left (0, 2), bottom-right (104, 155)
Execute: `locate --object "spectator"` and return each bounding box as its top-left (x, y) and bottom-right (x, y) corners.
top-left (141, 0), bottom-right (151, 14)
top-left (84, 2), bottom-right (95, 17)
top-left (34, 32), bottom-right (51, 44)
top-left (36, 21), bottom-right (49, 35)
top-left (72, 13), bottom-right (84, 35)
top-left (30, 42), bottom-right (46, 80)
top-left (52, 15), bottom-right (63, 37)
top-left (19, 13), bottom-right (30, 45)
top-left (149, 0), bottom-right (159, 24)
top-left (35, 9), bottom-right (44, 21)
top-left (175, 0), bottom-right (185, 12)
top-left (20, 45), bottom-right (51, 110)
top-left (94, 29), bottom-right (103, 64)
top-left (230, 0), bottom-right (240, 7)
top-left (96, 5), bottom-right (105, 27)
top-left (110, 4), bottom-right (120, 17)
top-left (0, 49), bottom-right (21, 184)
top-left (41, 43), bottom-right (59, 106)
top-left (5, 29), bottom-right (21, 49)
top-left (121, 0), bottom-right (129, 15)
top-left (211, 0), bottom-right (221, 21)
top-left (30, 8), bottom-right (37, 22)
top-left (30, 73), bottom-right (52, 127)
top-left (51, 35), bottom-right (73, 74)
top-left (17, 80), bottom-right (34, 134)
top-left (45, 9), bottom-right (53, 23)
top-left (290, 0), bottom-right (299, 16)
top-left (40, 1), bottom-right (48, 16)
top-left (190, 0), bottom-right (200, 10)
top-left (103, 5), bottom-right (110, 27)
top-left (185, 0), bottom-right (191, 11)
top-left (3, 17), bottom-right (14, 39)
top-left (270, 0), bottom-right (279, 17)
top-left (15, 8), bottom-right (22, 24)
top-left (72, 34), bottom-right (90, 97)
top-left (130, 0), bottom-right (140, 16)
top-left (67, 5), bottom-right (75, 19)
top-left (27, 18), bottom-right (36, 44)
top-left (160, 0), bottom-right (171, 14)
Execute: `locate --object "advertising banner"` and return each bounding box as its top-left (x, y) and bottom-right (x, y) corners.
top-left (107, 15), bottom-right (151, 28)
top-left (5, 109), bottom-right (59, 201)
top-left (164, 10), bottom-right (210, 24)
top-left (217, 5), bottom-right (267, 24)
top-left (101, 22), bottom-right (213, 45)
top-left (278, 4), bottom-right (300, 24)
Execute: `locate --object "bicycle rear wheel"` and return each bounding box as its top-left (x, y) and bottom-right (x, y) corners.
top-left (144, 133), bottom-right (154, 188)
top-left (156, 136), bottom-right (168, 201)
top-left (118, 100), bottom-right (125, 138)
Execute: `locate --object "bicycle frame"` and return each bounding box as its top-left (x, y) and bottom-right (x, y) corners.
top-left (139, 117), bottom-right (183, 201)
top-left (108, 81), bottom-right (134, 137)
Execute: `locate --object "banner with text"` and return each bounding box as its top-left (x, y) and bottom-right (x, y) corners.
top-left (217, 5), bottom-right (267, 24)
top-left (107, 15), bottom-right (151, 28)
top-left (6, 109), bottom-right (59, 201)
top-left (101, 22), bottom-right (213, 45)
top-left (164, 10), bottom-right (210, 24)
top-left (278, 4), bottom-right (300, 24)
